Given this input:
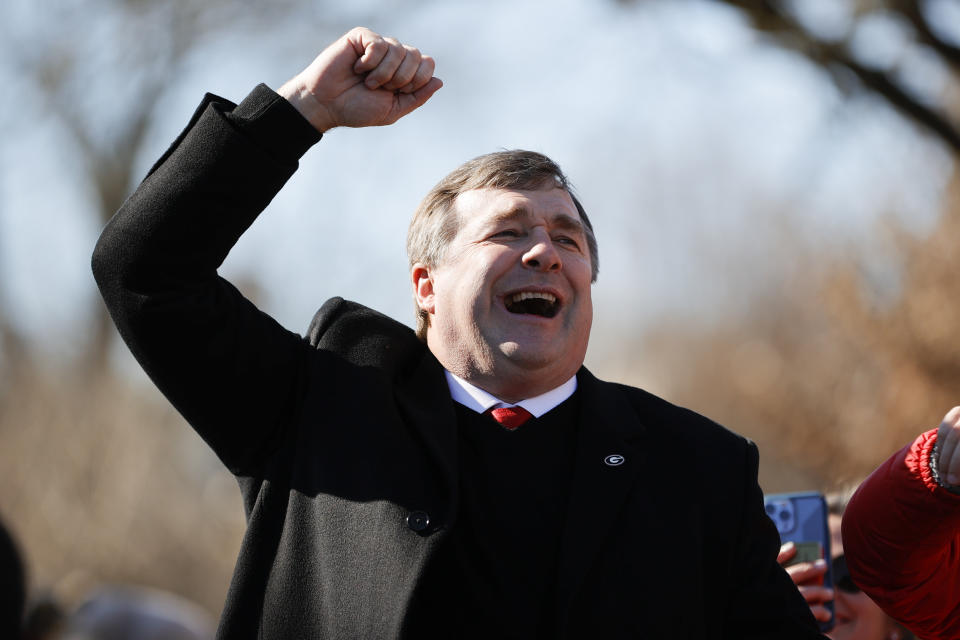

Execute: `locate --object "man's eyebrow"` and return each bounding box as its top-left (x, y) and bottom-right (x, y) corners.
top-left (490, 207), bottom-right (586, 234)
top-left (489, 206), bottom-right (531, 224)
top-left (551, 214), bottom-right (586, 234)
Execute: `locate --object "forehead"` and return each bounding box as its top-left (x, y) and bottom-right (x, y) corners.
top-left (452, 186), bottom-right (581, 228)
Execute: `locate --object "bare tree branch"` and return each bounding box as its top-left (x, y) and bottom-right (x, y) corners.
top-left (824, 44), bottom-right (960, 151)
top-left (713, 0), bottom-right (960, 153)
top-left (1, 0), bottom-right (310, 371)
top-left (896, 0), bottom-right (960, 68)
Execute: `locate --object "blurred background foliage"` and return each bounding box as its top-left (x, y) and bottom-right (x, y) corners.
top-left (1, 0), bottom-right (958, 622)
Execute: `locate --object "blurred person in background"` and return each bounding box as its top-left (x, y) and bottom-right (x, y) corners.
top-left (57, 585), bottom-right (214, 640)
top-left (20, 584), bottom-right (212, 640)
top-left (0, 513), bottom-right (26, 638)
top-left (92, 26), bottom-right (824, 639)
top-left (1, 517), bottom-right (71, 640)
top-left (841, 407), bottom-right (960, 640)
top-left (781, 488), bottom-right (915, 640)
top-left (21, 593), bottom-right (67, 640)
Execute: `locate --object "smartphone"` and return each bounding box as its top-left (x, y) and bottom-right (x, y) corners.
top-left (764, 491), bottom-right (834, 632)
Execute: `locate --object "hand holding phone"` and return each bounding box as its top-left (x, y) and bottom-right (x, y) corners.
top-left (777, 541), bottom-right (834, 624)
top-left (766, 492), bottom-right (835, 631)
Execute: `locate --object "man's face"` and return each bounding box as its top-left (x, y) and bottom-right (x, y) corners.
top-left (413, 185), bottom-right (593, 401)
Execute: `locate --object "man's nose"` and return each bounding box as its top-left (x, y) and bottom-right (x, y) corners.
top-left (522, 232), bottom-right (562, 272)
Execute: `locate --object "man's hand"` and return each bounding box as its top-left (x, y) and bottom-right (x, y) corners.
top-left (937, 406), bottom-right (960, 487)
top-left (278, 27), bottom-right (442, 133)
top-left (777, 542), bottom-right (834, 623)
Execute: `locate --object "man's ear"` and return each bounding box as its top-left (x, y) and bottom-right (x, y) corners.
top-left (412, 264), bottom-right (436, 314)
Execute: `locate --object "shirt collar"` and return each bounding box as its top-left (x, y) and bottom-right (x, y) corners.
top-left (444, 370), bottom-right (577, 418)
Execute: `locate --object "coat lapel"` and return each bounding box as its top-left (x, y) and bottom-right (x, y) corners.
top-left (555, 368), bottom-right (648, 618)
top-left (394, 348), bottom-right (460, 524)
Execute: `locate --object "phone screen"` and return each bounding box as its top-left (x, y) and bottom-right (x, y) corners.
top-left (785, 541), bottom-right (824, 583)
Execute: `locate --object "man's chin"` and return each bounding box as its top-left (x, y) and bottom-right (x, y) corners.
top-left (498, 341), bottom-right (572, 371)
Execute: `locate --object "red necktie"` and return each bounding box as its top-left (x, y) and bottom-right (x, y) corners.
top-left (487, 406), bottom-right (533, 430)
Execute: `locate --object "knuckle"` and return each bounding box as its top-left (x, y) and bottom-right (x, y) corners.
top-left (353, 27), bottom-right (379, 44)
top-left (949, 406), bottom-right (960, 424)
top-left (416, 64), bottom-right (433, 81)
top-left (364, 41), bottom-right (388, 61)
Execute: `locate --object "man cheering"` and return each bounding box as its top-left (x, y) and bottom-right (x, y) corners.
top-left (92, 27), bottom-right (823, 639)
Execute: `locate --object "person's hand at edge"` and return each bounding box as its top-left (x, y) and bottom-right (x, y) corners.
top-left (277, 27), bottom-right (443, 133)
top-left (936, 406), bottom-right (960, 488)
top-left (778, 541), bottom-right (834, 623)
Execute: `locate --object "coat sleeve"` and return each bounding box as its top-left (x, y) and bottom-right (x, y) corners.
top-left (842, 429), bottom-right (960, 638)
top-left (91, 84), bottom-right (323, 475)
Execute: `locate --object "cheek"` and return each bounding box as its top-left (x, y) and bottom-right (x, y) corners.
top-left (435, 273), bottom-right (490, 319)
top-left (569, 259), bottom-right (594, 293)
top-left (576, 282), bottom-right (593, 322)
top-left (572, 288), bottom-right (593, 322)
top-left (843, 593), bottom-right (890, 630)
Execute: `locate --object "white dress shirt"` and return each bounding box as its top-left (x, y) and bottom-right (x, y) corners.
top-left (443, 371), bottom-right (577, 418)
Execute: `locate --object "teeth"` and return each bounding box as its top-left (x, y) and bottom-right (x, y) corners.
top-left (509, 292), bottom-right (556, 304)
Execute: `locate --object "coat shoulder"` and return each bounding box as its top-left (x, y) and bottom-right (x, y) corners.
top-left (304, 297), bottom-right (427, 374)
top-left (596, 376), bottom-right (753, 454)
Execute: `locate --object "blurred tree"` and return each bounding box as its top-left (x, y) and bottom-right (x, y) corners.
top-left (0, 0), bottom-right (376, 615)
top-left (0, 198), bottom-right (26, 374)
top-left (638, 177), bottom-right (960, 488)
top-left (618, 0), bottom-right (960, 153)
top-left (0, 0), bottom-right (361, 372)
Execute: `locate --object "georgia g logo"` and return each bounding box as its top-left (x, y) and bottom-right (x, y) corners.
top-left (604, 454), bottom-right (625, 467)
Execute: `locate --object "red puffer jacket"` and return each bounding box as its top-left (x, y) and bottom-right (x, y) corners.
top-left (842, 428), bottom-right (960, 639)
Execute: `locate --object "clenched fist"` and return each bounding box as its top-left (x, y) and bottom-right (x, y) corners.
top-left (278, 27), bottom-right (443, 132)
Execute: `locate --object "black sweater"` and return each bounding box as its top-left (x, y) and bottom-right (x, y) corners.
top-left (407, 396), bottom-right (580, 638)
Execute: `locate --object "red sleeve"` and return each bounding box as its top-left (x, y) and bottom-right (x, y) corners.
top-left (842, 429), bottom-right (960, 638)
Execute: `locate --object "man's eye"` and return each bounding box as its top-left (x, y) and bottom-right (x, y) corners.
top-left (555, 236), bottom-right (580, 248)
top-left (492, 229), bottom-right (521, 238)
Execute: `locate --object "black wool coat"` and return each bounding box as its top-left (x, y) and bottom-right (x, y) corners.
top-left (91, 85), bottom-right (825, 639)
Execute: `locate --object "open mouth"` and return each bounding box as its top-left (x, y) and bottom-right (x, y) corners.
top-left (504, 291), bottom-right (560, 318)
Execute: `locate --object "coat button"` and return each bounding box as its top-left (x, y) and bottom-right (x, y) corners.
top-left (406, 510), bottom-right (430, 532)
